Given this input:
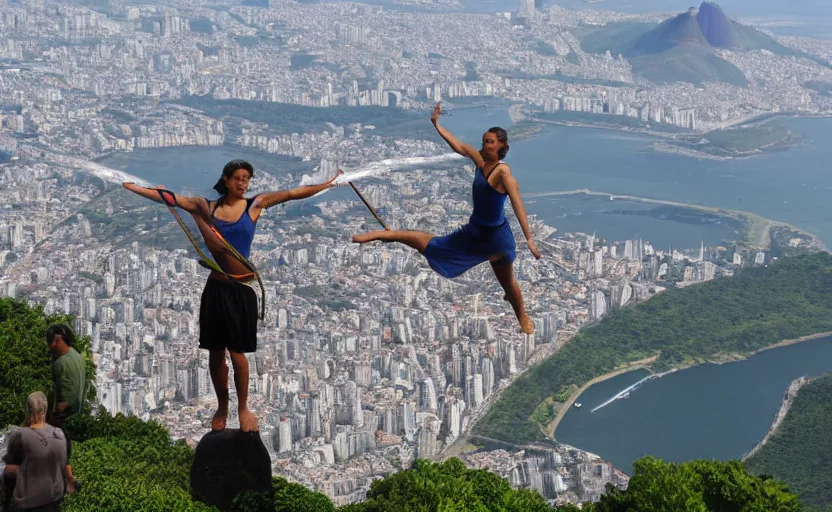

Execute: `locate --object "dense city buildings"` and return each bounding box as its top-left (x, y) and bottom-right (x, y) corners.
top-left (0, 0), bottom-right (829, 505)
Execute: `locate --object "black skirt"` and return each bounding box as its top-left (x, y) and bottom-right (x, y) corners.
top-left (199, 278), bottom-right (258, 353)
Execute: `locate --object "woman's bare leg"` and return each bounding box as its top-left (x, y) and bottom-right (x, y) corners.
top-left (208, 349), bottom-right (230, 431)
top-left (352, 230), bottom-right (435, 253)
top-left (229, 350), bottom-right (258, 432)
top-left (490, 260), bottom-right (534, 334)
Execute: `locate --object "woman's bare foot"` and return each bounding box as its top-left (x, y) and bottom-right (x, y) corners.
top-left (352, 231), bottom-right (387, 244)
top-left (239, 408), bottom-right (259, 433)
top-left (211, 402), bottom-right (228, 431)
top-left (520, 316), bottom-right (535, 335)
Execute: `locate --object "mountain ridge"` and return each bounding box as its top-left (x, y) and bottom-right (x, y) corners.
top-left (578, 1), bottom-right (822, 86)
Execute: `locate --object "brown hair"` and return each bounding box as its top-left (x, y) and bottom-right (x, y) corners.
top-left (487, 127), bottom-right (510, 159)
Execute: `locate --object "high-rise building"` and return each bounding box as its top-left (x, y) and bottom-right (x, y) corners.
top-left (517, 0), bottom-right (536, 20)
top-left (418, 378), bottom-right (438, 412)
top-left (278, 417), bottom-right (293, 453)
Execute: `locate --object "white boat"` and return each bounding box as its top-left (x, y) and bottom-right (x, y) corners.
top-left (574, 403), bottom-right (582, 409)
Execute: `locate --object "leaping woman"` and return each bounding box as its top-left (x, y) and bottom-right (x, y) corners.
top-left (351, 103), bottom-right (541, 334)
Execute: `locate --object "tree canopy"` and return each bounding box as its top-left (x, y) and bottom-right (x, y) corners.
top-left (564, 457), bottom-right (801, 512)
top-left (340, 458), bottom-right (553, 512)
top-left (0, 298), bottom-right (96, 428)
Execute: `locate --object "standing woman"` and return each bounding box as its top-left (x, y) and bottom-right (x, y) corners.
top-left (2, 392), bottom-right (71, 512)
top-left (123, 160), bottom-right (340, 432)
top-left (352, 103), bottom-right (541, 334)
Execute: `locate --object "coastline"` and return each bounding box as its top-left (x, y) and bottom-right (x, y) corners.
top-left (742, 376), bottom-right (810, 462)
top-left (548, 332), bottom-right (832, 440)
top-left (750, 331), bottom-right (832, 356)
top-left (649, 131), bottom-right (802, 161)
top-left (526, 115), bottom-right (678, 140)
top-left (545, 356), bottom-right (658, 440)
top-left (525, 188), bottom-right (826, 251)
top-left (526, 112), bottom-right (821, 161)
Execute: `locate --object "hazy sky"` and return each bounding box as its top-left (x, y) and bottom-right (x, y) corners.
top-left (461, 0), bottom-right (832, 18)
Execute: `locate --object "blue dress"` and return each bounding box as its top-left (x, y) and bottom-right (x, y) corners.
top-left (423, 165), bottom-right (516, 279)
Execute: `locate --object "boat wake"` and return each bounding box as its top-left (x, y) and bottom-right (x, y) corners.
top-left (591, 374), bottom-right (658, 413)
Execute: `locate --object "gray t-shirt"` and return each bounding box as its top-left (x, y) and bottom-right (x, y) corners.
top-left (3, 426), bottom-right (67, 509)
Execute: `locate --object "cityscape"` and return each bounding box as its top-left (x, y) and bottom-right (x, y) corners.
top-left (0, 0), bottom-right (831, 507)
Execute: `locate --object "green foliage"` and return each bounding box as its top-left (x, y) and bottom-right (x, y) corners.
top-left (565, 457), bottom-right (800, 512)
top-left (0, 298), bottom-right (96, 429)
top-left (291, 53), bottom-right (333, 71)
top-left (532, 110), bottom-right (687, 133)
top-left (78, 271), bottom-right (104, 285)
top-left (59, 410), bottom-right (213, 512)
top-left (464, 62), bottom-right (481, 82)
top-left (343, 458), bottom-right (552, 512)
top-left (699, 121), bottom-right (796, 155)
top-left (190, 17), bottom-right (214, 34)
top-left (745, 373), bottom-right (832, 511)
top-left (530, 400), bottom-right (556, 426)
top-left (171, 97), bottom-right (429, 138)
top-left (294, 224), bottom-right (340, 238)
top-left (534, 40), bottom-right (558, 57)
top-left (63, 407), bottom-right (171, 444)
top-left (273, 477), bottom-right (335, 512)
top-left (101, 108), bottom-right (136, 123)
top-left (475, 253), bottom-right (832, 444)
top-left (628, 45), bottom-right (748, 87)
top-left (295, 285), bottom-right (323, 298)
top-left (61, 410), bottom-right (336, 512)
top-left (577, 21), bottom-right (656, 56)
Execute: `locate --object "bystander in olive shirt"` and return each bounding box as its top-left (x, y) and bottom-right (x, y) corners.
top-left (52, 347), bottom-right (85, 422)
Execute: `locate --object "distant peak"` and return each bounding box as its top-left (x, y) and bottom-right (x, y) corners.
top-left (696, 0), bottom-right (734, 49)
top-left (698, 1), bottom-right (727, 15)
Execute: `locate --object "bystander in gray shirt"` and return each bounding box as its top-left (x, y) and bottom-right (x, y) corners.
top-left (2, 425), bottom-right (67, 509)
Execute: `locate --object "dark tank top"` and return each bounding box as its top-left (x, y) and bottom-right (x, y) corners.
top-left (208, 197), bottom-right (257, 259)
top-left (470, 164), bottom-right (508, 228)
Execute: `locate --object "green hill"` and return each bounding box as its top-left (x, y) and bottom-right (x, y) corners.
top-left (629, 44), bottom-right (747, 87)
top-left (624, 9), bottom-right (748, 86)
top-left (474, 252), bottom-right (832, 444)
top-left (627, 10), bottom-right (709, 57)
top-left (577, 21), bottom-right (654, 56)
top-left (745, 372), bottom-right (832, 511)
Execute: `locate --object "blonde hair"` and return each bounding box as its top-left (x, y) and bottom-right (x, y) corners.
top-left (23, 391), bottom-right (48, 427)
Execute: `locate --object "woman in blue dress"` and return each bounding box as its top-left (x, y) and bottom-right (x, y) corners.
top-left (352, 103), bottom-right (541, 334)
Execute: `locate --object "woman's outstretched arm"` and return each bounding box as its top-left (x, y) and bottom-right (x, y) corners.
top-left (122, 182), bottom-right (210, 219)
top-left (431, 102), bottom-right (485, 168)
top-left (251, 170), bottom-right (343, 211)
top-left (501, 170), bottom-right (542, 259)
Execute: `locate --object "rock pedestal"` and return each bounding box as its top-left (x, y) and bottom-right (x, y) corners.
top-left (190, 429), bottom-right (273, 511)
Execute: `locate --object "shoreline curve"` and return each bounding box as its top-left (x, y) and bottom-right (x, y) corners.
top-left (548, 331), bottom-right (832, 440)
